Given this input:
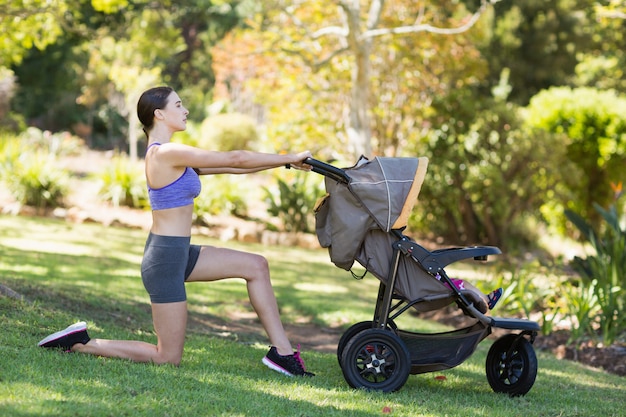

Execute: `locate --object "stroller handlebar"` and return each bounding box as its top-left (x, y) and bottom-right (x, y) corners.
top-left (304, 157), bottom-right (351, 184)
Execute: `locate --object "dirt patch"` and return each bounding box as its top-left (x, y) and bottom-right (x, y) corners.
top-left (533, 330), bottom-right (626, 376)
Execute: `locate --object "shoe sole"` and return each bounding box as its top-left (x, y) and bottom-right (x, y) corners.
top-left (38, 321), bottom-right (87, 347)
top-left (262, 356), bottom-right (295, 377)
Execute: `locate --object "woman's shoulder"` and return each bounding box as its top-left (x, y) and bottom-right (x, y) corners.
top-left (153, 142), bottom-right (203, 162)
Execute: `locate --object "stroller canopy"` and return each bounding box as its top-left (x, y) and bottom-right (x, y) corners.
top-left (315, 156), bottom-right (428, 270)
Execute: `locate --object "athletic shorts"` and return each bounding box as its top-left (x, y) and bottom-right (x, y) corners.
top-left (141, 232), bottom-right (201, 303)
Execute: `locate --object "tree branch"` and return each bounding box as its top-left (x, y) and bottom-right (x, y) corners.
top-left (363, 0), bottom-right (497, 38)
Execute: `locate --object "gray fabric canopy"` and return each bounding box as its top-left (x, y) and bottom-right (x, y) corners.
top-left (315, 156), bottom-right (428, 270)
top-left (314, 156), bottom-right (487, 313)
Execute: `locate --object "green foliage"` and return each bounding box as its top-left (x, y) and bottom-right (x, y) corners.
top-left (485, 0), bottom-right (595, 105)
top-left (1, 149), bottom-right (69, 212)
top-left (0, 131), bottom-right (80, 211)
top-left (411, 89), bottom-right (559, 248)
top-left (0, 0), bottom-right (68, 66)
top-left (562, 278), bottom-right (601, 344)
top-left (527, 87), bottom-right (626, 230)
top-left (264, 172), bottom-right (324, 233)
top-left (501, 272), bottom-right (536, 321)
top-left (18, 127), bottom-right (85, 157)
top-left (498, 264), bottom-right (546, 320)
top-left (199, 113), bottom-right (259, 151)
top-left (565, 202), bottom-right (626, 345)
top-left (193, 175), bottom-right (249, 223)
top-left (94, 153), bottom-right (147, 209)
top-left (6, 0), bottom-right (245, 152)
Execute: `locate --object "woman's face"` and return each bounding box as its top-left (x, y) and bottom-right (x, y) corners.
top-left (157, 91), bottom-right (189, 132)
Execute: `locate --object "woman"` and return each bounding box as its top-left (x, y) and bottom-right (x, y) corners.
top-left (38, 86), bottom-right (314, 377)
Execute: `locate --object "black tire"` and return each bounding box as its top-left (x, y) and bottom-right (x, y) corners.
top-left (486, 334), bottom-right (538, 396)
top-left (336, 320), bottom-right (397, 368)
top-left (341, 329), bottom-right (411, 393)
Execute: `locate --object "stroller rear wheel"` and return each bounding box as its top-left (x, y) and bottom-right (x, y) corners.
top-left (337, 320), bottom-right (398, 368)
top-left (486, 333), bottom-right (538, 396)
top-left (341, 329), bottom-right (411, 392)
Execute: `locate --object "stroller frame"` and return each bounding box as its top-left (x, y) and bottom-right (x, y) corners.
top-left (306, 157), bottom-right (540, 395)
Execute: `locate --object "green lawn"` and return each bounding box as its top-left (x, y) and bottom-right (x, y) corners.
top-left (0, 215), bottom-right (623, 417)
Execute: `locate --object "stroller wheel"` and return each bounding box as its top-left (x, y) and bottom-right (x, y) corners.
top-left (486, 334), bottom-right (538, 397)
top-left (337, 320), bottom-right (397, 368)
top-left (341, 329), bottom-right (411, 393)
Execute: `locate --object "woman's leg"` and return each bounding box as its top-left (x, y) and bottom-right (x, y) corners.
top-left (186, 245), bottom-right (293, 355)
top-left (72, 301), bottom-right (188, 365)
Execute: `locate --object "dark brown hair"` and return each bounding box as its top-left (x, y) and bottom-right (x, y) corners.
top-left (137, 86), bottom-right (174, 137)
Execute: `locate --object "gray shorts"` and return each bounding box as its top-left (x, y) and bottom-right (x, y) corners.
top-left (141, 233), bottom-right (201, 303)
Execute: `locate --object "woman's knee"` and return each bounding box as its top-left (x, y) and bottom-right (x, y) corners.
top-left (243, 254), bottom-right (270, 279)
top-left (252, 254), bottom-right (269, 271)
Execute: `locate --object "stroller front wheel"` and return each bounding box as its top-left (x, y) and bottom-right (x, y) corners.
top-left (486, 333), bottom-right (538, 396)
top-left (341, 329), bottom-right (411, 393)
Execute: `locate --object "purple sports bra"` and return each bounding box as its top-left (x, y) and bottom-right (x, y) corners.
top-left (146, 143), bottom-right (201, 210)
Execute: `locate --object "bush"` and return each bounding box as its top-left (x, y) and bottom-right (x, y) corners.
top-left (19, 127), bottom-right (85, 157)
top-left (95, 153), bottom-right (148, 209)
top-left (1, 146), bottom-right (69, 212)
top-left (199, 113), bottom-right (259, 151)
top-left (264, 172), bottom-right (324, 233)
top-left (193, 176), bottom-right (249, 224)
top-left (411, 97), bottom-right (558, 249)
top-left (527, 87), bottom-right (626, 231)
top-left (565, 201), bottom-right (626, 345)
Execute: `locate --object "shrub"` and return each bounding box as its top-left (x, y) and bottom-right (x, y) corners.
top-left (527, 87), bottom-right (626, 231)
top-left (95, 153), bottom-right (148, 209)
top-left (565, 201), bottom-right (626, 345)
top-left (199, 113), bottom-right (259, 151)
top-left (2, 148), bottom-right (69, 212)
top-left (193, 176), bottom-right (249, 224)
top-left (264, 172), bottom-right (324, 233)
top-left (19, 127), bottom-right (84, 157)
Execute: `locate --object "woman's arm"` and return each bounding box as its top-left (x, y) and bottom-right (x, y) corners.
top-left (194, 166), bottom-right (279, 175)
top-left (156, 142), bottom-right (311, 173)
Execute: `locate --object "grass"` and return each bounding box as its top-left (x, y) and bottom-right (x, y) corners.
top-left (0, 214), bottom-right (624, 417)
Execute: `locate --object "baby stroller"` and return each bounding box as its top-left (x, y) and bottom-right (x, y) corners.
top-left (306, 156), bottom-right (539, 395)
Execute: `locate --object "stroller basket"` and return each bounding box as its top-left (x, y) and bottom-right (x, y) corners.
top-left (398, 322), bottom-right (491, 374)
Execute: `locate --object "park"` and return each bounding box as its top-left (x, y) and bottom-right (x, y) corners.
top-left (1, 1), bottom-right (625, 416)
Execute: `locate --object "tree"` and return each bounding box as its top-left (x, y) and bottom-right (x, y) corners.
top-left (481, 0), bottom-right (615, 105)
top-left (218, 0), bottom-right (500, 158)
top-left (0, 0), bottom-right (68, 67)
top-left (6, 0), bottom-right (246, 154)
top-left (574, 0), bottom-right (626, 93)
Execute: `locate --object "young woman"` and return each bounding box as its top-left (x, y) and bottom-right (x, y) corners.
top-left (38, 86), bottom-right (314, 377)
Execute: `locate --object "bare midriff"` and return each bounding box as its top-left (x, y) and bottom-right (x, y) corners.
top-left (150, 204), bottom-right (194, 237)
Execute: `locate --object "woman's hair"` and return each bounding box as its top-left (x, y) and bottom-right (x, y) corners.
top-left (137, 86), bottom-right (174, 136)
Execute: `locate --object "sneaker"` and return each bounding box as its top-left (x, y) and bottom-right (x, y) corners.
top-left (262, 345), bottom-right (314, 377)
top-left (487, 288), bottom-right (503, 310)
top-left (38, 321), bottom-right (91, 351)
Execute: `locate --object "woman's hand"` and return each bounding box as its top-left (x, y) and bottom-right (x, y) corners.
top-left (288, 151), bottom-right (313, 171)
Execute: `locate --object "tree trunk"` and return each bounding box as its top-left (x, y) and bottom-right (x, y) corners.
top-left (347, 54), bottom-right (373, 158)
top-left (343, 1), bottom-right (375, 158)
